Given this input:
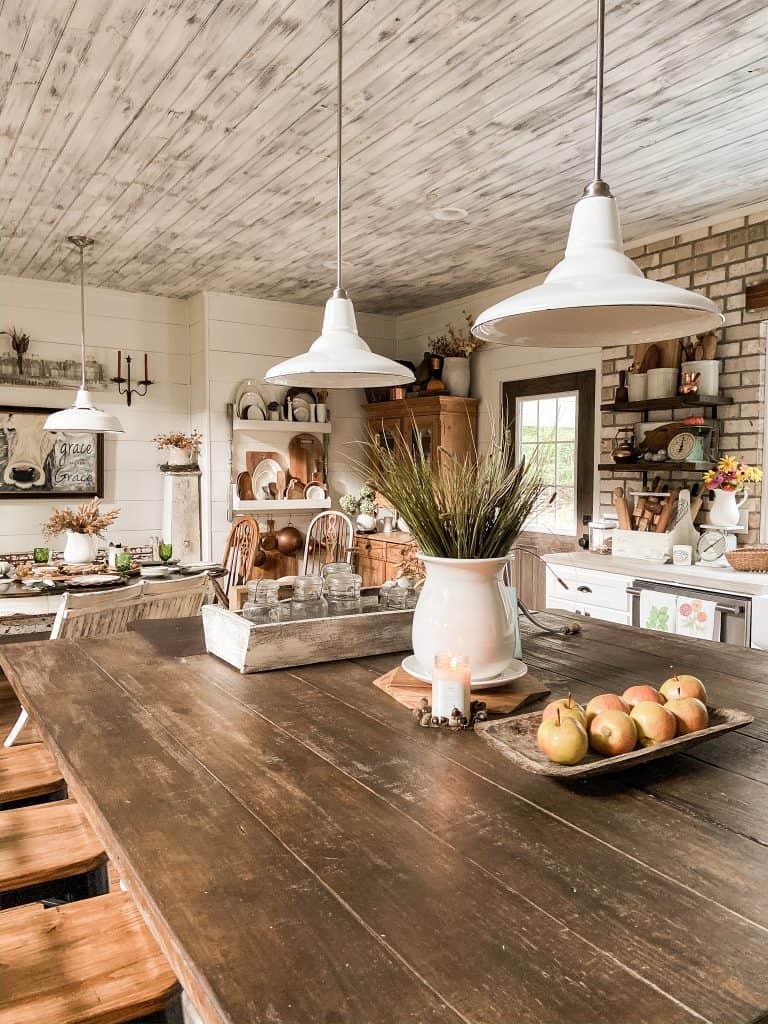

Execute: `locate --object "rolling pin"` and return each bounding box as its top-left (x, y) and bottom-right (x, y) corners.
top-left (613, 487), bottom-right (632, 530)
top-left (654, 488), bottom-right (679, 533)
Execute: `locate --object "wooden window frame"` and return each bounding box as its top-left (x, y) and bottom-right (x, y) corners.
top-left (502, 370), bottom-right (596, 534)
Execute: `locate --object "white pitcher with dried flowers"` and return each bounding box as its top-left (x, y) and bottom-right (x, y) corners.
top-left (428, 310), bottom-right (483, 397)
top-left (362, 428), bottom-right (545, 682)
top-left (43, 498), bottom-right (120, 564)
top-left (154, 430), bottom-right (203, 467)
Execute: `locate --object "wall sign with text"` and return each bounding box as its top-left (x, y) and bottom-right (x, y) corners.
top-left (0, 405), bottom-right (104, 499)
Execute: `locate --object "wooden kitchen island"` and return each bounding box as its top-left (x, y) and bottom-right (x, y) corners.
top-left (2, 615), bottom-right (768, 1024)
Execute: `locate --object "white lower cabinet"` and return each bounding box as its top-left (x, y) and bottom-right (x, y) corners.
top-left (546, 564), bottom-right (632, 625)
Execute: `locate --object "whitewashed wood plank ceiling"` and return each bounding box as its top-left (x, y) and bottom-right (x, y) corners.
top-left (0, 0), bottom-right (766, 312)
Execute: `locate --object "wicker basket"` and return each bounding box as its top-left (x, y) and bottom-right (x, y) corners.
top-left (725, 547), bottom-right (768, 572)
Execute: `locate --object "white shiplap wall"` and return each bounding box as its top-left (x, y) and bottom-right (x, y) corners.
top-left (0, 275), bottom-right (189, 555)
top-left (196, 292), bottom-right (398, 560)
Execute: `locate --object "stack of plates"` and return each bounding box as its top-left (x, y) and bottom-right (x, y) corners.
top-left (291, 396), bottom-right (313, 422)
top-left (235, 380), bottom-right (267, 420)
top-left (251, 458), bottom-right (282, 498)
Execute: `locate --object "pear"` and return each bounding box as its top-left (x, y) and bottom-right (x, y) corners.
top-left (537, 708), bottom-right (588, 765)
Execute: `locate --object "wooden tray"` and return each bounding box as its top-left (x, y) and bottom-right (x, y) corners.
top-left (475, 706), bottom-right (754, 778)
top-left (373, 666), bottom-right (549, 715)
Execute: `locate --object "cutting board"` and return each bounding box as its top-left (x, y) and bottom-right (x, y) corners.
top-left (373, 666), bottom-right (550, 715)
top-left (288, 433), bottom-right (324, 483)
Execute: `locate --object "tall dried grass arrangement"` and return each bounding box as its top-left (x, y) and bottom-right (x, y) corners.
top-left (359, 424), bottom-right (546, 560)
top-left (43, 497), bottom-right (120, 537)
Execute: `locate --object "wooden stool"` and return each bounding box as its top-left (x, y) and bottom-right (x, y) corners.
top-left (0, 799), bottom-right (108, 910)
top-left (0, 742), bottom-right (64, 808)
top-left (0, 891), bottom-right (181, 1024)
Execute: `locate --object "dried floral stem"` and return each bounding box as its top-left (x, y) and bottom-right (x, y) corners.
top-left (43, 497), bottom-right (120, 537)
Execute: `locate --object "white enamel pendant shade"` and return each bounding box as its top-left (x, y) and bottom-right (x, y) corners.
top-left (472, 193), bottom-right (723, 347)
top-left (265, 294), bottom-right (414, 388)
top-left (45, 387), bottom-right (124, 434)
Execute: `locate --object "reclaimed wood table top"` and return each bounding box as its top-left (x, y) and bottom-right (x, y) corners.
top-left (2, 613), bottom-right (768, 1024)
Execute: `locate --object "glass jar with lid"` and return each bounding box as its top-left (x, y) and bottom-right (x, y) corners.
top-left (326, 572), bottom-right (362, 617)
top-left (242, 579), bottom-right (281, 625)
top-left (289, 576), bottom-right (328, 621)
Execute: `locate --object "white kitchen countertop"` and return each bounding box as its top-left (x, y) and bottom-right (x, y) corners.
top-left (544, 550), bottom-right (768, 597)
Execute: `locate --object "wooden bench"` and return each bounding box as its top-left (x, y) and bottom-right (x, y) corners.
top-left (0, 799), bottom-right (107, 909)
top-left (0, 742), bottom-right (63, 806)
top-left (0, 891), bottom-right (181, 1024)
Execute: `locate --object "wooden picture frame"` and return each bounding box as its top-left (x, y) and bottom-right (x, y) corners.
top-left (0, 405), bottom-right (105, 500)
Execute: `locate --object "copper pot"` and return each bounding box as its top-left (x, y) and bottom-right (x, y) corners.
top-left (275, 525), bottom-right (303, 556)
top-left (261, 519), bottom-right (277, 551)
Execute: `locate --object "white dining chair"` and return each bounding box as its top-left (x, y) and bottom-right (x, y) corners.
top-left (3, 584), bottom-right (146, 748)
top-left (301, 511), bottom-right (355, 576)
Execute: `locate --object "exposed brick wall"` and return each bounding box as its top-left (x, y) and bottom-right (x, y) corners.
top-left (600, 212), bottom-right (767, 544)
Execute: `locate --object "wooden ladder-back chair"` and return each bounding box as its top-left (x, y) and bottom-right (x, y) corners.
top-left (139, 575), bottom-right (207, 620)
top-left (213, 517), bottom-right (261, 606)
top-left (302, 511), bottom-right (355, 576)
top-left (3, 585), bottom-right (144, 749)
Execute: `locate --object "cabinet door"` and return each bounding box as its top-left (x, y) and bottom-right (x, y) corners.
top-left (368, 415), bottom-right (404, 454)
top-left (410, 415), bottom-right (440, 466)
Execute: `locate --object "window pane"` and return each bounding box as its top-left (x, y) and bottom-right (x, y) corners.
top-left (556, 443), bottom-right (575, 485)
top-left (516, 390), bottom-right (578, 536)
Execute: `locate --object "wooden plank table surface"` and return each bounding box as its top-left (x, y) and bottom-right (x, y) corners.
top-left (2, 613), bottom-right (768, 1024)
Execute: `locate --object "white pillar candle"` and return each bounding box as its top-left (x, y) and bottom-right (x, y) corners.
top-left (431, 652), bottom-right (471, 719)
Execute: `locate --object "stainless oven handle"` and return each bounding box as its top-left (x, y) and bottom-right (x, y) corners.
top-left (626, 588), bottom-right (744, 616)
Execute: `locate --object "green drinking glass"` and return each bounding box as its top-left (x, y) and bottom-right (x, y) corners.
top-left (158, 542), bottom-right (173, 564)
top-left (115, 551), bottom-right (133, 574)
top-left (33, 547), bottom-right (50, 564)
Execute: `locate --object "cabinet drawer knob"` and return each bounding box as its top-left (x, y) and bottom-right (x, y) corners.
top-left (577, 585), bottom-right (592, 593)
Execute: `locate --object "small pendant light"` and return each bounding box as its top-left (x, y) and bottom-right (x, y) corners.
top-left (265, 0), bottom-right (414, 388)
top-left (45, 237), bottom-right (124, 434)
top-left (472, 0), bottom-right (723, 347)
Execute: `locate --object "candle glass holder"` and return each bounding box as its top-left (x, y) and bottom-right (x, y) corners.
top-left (33, 547), bottom-right (50, 564)
top-left (431, 652), bottom-right (471, 720)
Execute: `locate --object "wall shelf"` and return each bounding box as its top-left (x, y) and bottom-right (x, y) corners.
top-left (232, 415), bottom-right (331, 435)
top-left (232, 494), bottom-right (331, 514)
top-left (598, 461), bottom-right (715, 473)
top-left (600, 395), bottom-right (732, 413)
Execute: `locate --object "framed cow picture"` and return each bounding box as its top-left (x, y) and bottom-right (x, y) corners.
top-left (0, 405), bottom-right (104, 500)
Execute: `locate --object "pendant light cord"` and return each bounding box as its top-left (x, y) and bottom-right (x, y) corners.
top-left (334, 0), bottom-right (345, 296)
top-left (585, 0), bottom-right (611, 197)
top-left (78, 243), bottom-right (86, 390)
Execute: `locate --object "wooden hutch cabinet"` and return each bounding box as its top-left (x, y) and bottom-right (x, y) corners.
top-left (354, 396), bottom-right (479, 587)
top-left (361, 396), bottom-right (479, 471)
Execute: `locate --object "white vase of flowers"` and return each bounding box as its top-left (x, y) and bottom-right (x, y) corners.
top-left (43, 498), bottom-right (120, 565)
top-left (154, 430), bottom-right (203, 467)
top-left (427, 310), bottom-right (482, 397)
top-left (703, 456), bottom-right (762, 528)
top-left (363, 426), bottom-right (544, 685)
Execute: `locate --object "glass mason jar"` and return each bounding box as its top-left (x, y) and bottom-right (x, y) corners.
top-left (326, 572), bottom-right (362, 617)
top-left (289, 576), bottom-right (328, 621)
top-left (243, 579), bottom-right (281, 625)
top-left (381, 585), bottom-right (409, 610)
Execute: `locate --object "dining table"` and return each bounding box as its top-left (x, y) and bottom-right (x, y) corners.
top-left (1, 612), bottom-right (767, 1024)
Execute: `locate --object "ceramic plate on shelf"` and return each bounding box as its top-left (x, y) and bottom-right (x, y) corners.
top-left (251, 459), bottom-right (282, 496)
top-left (401, 654), bottom-right (529, 690)
top-left (245, 404), bottom-right (265, 421)
top-left (292, 402), bottom-right (311, 423)
top-left (234, 381), bottom-right (266, 418)
top-left (238, 391), bottom-right (264, 418)
top-left (304, 483), bottom-right (327, 501)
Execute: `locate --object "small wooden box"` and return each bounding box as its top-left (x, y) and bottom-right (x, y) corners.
top-left (611, 529), bottom-right (670, 562)
top-left (202, 599), bottom-right (414, 674)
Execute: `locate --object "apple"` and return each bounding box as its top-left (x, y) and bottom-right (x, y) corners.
top-left (585, 693), bottom-right (630, 726)
top-left (537, 711), bottom-right (589, 765)
top-left (542, 694), bottom-right (587, 729)
top-left (630, 701), bottom-right (677, 747)
top-left (622, 684), bottom-right (665, 708)
top-left (589, 710), bottom-right (638, 756)
top-left (664, 696), bottom-right (709, 735)
top-left (660, 672), bottom-right (707, 704)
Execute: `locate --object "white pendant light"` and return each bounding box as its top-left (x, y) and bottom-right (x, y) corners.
top-left (45, 237), bottom-right (124, 434)
top-left (265, 0), bottom-right (414, 389)
top-left (472, 0), bottom-right (723, 348)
